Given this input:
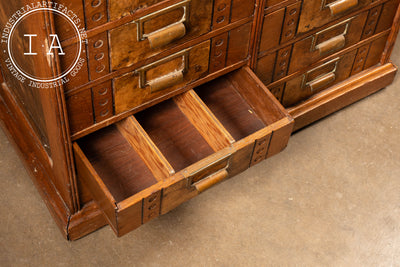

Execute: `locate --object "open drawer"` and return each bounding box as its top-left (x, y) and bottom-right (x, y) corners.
top-left (73, 67), bottom-right (293, 237)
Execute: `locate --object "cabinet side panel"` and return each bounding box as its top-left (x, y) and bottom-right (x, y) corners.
top-left (0, 1), bottom-right (50, 155)
top-left (0, 1), bottom-right (77, 212)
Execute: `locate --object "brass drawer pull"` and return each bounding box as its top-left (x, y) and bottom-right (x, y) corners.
top-left (302, 57), bottom-right (340, 92)
top-left (148, 70), bottom-right (184, 92)
top-left (184, 148), bottom-right (232, 192)
top-left (194, 169), bottom-right (228, 193)
top-left (307, 72), bottom-right (336, 92)
top-left (136, 49), bottom-right (189, 93)
top-left (316, 35), bottom-right (345, 55)
top-left (137, 0), bottom-right (190, 49)
top-left (323, 0), bottom-right (358, 16)
top-left (311, 18), bottom-right (351, 55)
top-left (147, 23), bottom-right (186, 49)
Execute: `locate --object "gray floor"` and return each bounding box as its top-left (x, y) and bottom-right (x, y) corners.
top-left (1, 38), bottom-right (399, 266)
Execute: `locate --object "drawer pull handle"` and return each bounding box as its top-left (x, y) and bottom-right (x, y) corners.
top-left (147, 23), bottom-right (186, 49)
top-left (307, 72), bottom-right (336, 92)
top-left (136, 49), bottom-right (189, 92)
top-left (148, 70), bottom-right (184, 92)
top-left (302, 57), bottom-right (340, 92)
top-left (137, 0), bottom-right (190, 49)
top-left (194, 169), bottom-right (228, 193)
top-left (315, 34), bottom-right (346, 55)
top-left (311, 18), bottom-right (351, 55)
top-left (327, 0), bottom-right (358, 16)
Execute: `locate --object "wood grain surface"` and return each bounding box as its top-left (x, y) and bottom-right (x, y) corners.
top-left (114, 41), bottom-right (210, 114)
top-left (135, 99), bottom-right (214, 172)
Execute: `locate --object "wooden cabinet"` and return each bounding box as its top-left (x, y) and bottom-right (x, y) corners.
top-left (255, 0), bottom-right (399, 122)
top-left (0, 0), bottom-right (398, 239)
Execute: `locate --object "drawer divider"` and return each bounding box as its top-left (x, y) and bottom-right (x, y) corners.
top-left (117, 116), bottom-right (175, 181)
top-left (174, 90), bottom-right (235, 151)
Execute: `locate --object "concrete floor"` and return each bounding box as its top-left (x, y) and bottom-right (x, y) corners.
top-left (1, 38), bottom-right (399, 266)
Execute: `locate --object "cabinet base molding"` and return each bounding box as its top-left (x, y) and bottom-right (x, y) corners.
top-left (288, 63), bottom-right (398, 131)
top-left (67, 201), bottom-right (107, 241)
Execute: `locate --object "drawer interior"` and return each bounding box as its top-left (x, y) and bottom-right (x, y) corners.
top-left (135, 99), bottom-right (216, 172)
top-left (195, 78), bottom-right (266, 140)
top-left (74, 67), bottom-right (293, 236)
top-left (76, 67), bottom-right (290, 204)
top-left (78, 125), bottom-right (160, 203)
top-left (195, 70), bottom-right (288, 140)
top-left (75, 94), bottom-right (228, 206)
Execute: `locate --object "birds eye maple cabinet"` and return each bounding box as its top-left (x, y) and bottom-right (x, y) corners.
top-left (0, 0), bottom-right (398, 240)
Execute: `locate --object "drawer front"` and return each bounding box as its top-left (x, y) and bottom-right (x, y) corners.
top-left (114, 41), bottom-right (210, 114)
top-left (258, 2), bottom-right (303, 52)
top-left (66, 81), bottom-right (114, 133)
top-left (282, 51), bottom-right (358, 107)
top-left (160, 151), bottom-right (232, 215)
top-left (183, 149), bottom-right (232, 190)
top-left (289, 13), bottom-right (368, 74)
top-left (66, 91), bottom-right (94, 134)
top-left (269, 33), bottom-right (390, 108)
top-left (297, 0), bottom-right (373, 33)
top-left (109, 0), bottom-right (213, 71)
top-left (162, 147), bottom-right (233, 215)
